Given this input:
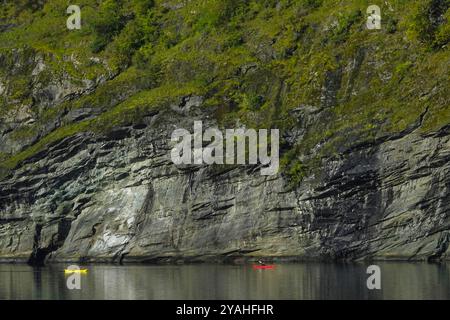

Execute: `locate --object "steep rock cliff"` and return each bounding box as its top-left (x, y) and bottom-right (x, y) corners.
top-left (0, 100), bottom-right (449, 263)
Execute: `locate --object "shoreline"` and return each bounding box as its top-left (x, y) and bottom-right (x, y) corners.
top-left (0, 256), bottom-right (448, 265)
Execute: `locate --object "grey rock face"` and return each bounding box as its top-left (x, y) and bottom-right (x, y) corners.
top-left (0, 101), bottom-right (448, 264)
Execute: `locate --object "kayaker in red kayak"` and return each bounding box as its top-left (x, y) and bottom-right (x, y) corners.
top-left (253, 260), bottom-right (275, 270)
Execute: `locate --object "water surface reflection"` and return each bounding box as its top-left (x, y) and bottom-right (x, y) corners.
top-left (0, 263), bottom-right (448, 300)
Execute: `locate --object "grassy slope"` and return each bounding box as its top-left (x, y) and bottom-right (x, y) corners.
top-left (0, 0), bottom-right (449, 183)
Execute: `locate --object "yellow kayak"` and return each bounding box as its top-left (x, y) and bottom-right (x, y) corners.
top-left (64, 269), bottom-right (88, 274)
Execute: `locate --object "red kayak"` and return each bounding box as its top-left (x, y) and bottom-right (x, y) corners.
top-left (252, 264), bottom-right (275, 270)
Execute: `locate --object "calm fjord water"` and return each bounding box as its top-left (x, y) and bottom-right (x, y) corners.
top-left (0, 263), bottom-right (448, 300)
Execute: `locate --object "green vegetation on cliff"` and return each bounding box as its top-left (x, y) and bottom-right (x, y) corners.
top-left (0, 0), bottom-right (449, 184)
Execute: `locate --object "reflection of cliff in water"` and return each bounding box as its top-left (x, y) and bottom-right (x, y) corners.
top-left (0, 263), bottom-right (449, 300)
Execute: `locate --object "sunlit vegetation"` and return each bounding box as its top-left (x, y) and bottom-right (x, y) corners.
top-left (0, 0), bottom-right (448, 184)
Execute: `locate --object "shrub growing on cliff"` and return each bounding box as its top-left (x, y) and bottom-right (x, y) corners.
top-left (406, 0), bottom-right (450, 48)
top-left (90, 0), bottom-right (126, 53)
top-left (434, 7), bottom-right (450, 47)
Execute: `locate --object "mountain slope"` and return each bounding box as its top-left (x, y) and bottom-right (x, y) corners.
top-left (0, 0), bottom-right (449, 263)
